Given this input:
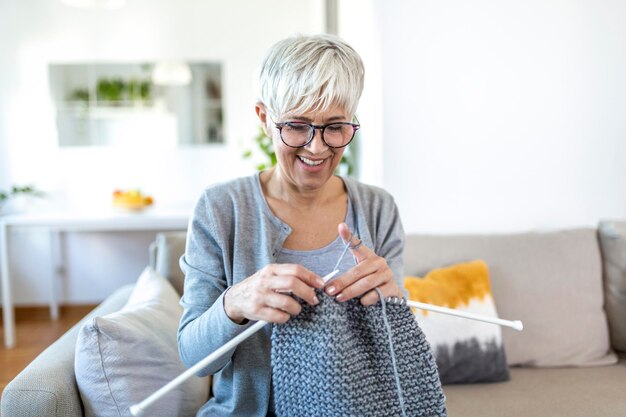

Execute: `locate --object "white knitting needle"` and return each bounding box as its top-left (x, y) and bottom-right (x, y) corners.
top-left (407, 300), bottom-right (524, 331)
top-left (129, 269), bottom-right (340, 416)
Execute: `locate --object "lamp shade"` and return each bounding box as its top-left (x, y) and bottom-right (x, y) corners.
top-left (152, 61), bottom-right (193, 86)
top-left (61, 0), bottom-right (126, 8)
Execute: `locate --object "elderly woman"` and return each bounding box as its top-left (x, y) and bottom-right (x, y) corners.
top-left (178, 34), bottom-right (405, 417)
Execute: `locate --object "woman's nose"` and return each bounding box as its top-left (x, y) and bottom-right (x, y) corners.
top-left (305, 128), bottom-right (329, 153)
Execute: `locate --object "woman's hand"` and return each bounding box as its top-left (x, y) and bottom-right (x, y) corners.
top-left (326, 223), bottom-right (403, 306)
top-left (224, 264), bottom-right (324, 324)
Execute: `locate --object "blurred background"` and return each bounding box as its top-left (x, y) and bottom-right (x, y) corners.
top-left (1, 0), bottom-right (625, 306)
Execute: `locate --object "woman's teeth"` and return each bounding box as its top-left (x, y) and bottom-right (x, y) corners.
top-left (299, 156), bottom-right (324, 166)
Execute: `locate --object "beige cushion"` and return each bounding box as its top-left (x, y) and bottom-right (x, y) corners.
top-left (75, 267), bottom-right (209, 417)
top-left (598, 221), bottom-right (626, 352)
top-left (443, 357), bottom-right (626, 417)
top-left (404, 229), bottom-right (616, 367)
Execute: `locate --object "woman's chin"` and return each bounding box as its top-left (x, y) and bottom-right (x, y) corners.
top-left (293, 157), bottom-right (335, 185)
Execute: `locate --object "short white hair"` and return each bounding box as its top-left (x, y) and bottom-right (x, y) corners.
top-left (257, 34), bottom-right (364, 120)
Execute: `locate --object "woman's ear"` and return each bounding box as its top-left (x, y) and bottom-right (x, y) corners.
top-left (255, 103), bottom-right (272, 137)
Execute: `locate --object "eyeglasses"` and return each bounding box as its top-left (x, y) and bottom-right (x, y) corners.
top-left (274, 121), bottom-right (360, 148)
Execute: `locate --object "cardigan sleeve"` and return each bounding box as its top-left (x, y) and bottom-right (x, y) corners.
top-left (177, 191), bottom-right (252, 376)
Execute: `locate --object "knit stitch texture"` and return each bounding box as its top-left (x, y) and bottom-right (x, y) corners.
top-left (271, 292), bottom-right (448, 417)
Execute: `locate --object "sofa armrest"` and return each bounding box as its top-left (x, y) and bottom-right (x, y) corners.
top-left (153, 231), bottom-right (187, 296)
top-left (149, 240), bottom-right (158, 270)
top-left (598, 220), bottom-right (626, 352)
top-left (1, 285), bottom-right (134, 417)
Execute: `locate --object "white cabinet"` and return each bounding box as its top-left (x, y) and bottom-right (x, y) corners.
top-left (48, 62), bottom-right (224, 147)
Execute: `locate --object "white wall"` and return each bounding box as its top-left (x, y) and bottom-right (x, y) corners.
top-left (4, 0), bottom-right (626, 305)
top-left (371, 0), bottom-right (626, 234)
top-left (0, 0), bottom-right (325, 304)
top-left (337, 0), bottom-right (384, 188)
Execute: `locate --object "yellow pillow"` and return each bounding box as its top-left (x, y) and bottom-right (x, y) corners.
top-left (404, 260), bottom-right (509, 384)
top-left (405, 260), bottom-right (491, 313)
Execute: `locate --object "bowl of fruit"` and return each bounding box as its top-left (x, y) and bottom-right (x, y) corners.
top-left (112, 189), bottom-right (154, 211)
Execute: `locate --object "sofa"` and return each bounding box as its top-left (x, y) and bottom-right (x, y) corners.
top-left (2, 222), bottom-right (626, 417)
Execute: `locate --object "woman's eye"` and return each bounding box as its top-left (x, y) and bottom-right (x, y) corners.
top-left (286, 123), bottom-right (309, 132)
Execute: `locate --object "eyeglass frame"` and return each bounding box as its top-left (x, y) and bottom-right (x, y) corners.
top-left (273, 120), bottom-right (361, 149)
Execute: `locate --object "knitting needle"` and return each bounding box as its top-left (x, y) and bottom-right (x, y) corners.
top-left (129, 268), bottom-right (340, 416)
top-left (322, 239), bottom-right (352, 286)
top-left (331, 236), bottom-right (522, 331)
top-left (333, 239), bottom-right (352, 272)
top-left (407, 300), bottom-right (524, 331)
top-left (130, 319), bottom-right (267, 416)
top-left (332, 236), bottom-right (523, 331)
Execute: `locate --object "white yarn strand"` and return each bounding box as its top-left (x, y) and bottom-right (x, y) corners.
top-left (376, 288), bottom-right (408, 417)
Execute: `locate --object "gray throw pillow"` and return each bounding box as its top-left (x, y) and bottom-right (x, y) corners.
top-left (75, 267), bottom-right (208, 417)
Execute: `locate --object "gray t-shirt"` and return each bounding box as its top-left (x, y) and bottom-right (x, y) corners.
top-left (276, 197), bottom-right (357, 277)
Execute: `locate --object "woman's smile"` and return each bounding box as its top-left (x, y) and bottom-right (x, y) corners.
top-left (296, 154), bottom-right (330, 172)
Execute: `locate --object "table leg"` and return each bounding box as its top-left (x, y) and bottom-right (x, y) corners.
top-left (49, 229), bottom-right (60, 320)
top-left (1, 221), bottom-right (16, 348)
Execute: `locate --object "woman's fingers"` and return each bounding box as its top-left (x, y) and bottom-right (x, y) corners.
top-left (270, 263), bottom-right (325, 289)
top-left (264, 291), bottom-right (303, 317)
top-left (256, 307), bottom-right (291, 324)
top-left (334, 264), bottom-right (390, 303)
top-left (226, 263), bottom-right (323, 324)
top-left (271, 272), bottom-right (320, 306)
top-left (325, 258), bottom-right (381, 296)
top-left (266, 263), bottom-right (322, 306)
top-left (359, 281), bottom-right (398, 307)
top-left (330, 223), bottom-right (403, 303)
top-left (337, 222), bottom-right (375, 263)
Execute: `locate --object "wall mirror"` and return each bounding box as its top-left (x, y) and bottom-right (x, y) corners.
top-left (49, 61), bottom-right (223, 147)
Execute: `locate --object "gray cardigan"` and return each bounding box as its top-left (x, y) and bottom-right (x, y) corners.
top-left (178, 173), bottom-right (405, 417)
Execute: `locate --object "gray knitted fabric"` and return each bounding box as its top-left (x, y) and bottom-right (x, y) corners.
top-left (271, 292), bottom-right (447, 417)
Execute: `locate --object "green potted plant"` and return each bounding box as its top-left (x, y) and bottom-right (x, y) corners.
top-left (97, 78), bottom-right (126, 105)
top-left (0, 185), bottom-right (45, 215)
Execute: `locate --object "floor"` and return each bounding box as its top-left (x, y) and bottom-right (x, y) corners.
top-left (0, 305), bottom-right (96, 395)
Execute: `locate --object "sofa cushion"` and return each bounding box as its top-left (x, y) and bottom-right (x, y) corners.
top-left (405, 260), bottom-right (509, 384)
top-left (443, 356), bottom-right (626, 417)
top-left (404, 229), bottom-right (616, 367)
top-left (75, 267), bottom-right (208, 417)
top-left (597, 221), bottom-right (626, 352)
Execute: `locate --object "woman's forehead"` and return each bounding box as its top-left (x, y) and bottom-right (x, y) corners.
top-left (281, 103), bottom-right (350, 121)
